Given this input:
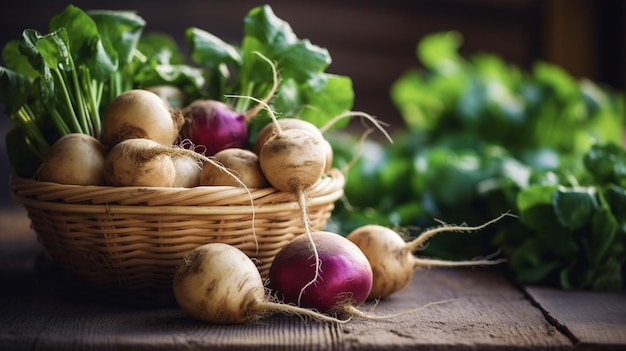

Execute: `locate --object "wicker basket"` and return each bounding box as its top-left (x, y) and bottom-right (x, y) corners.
top-left (10, 169), bottom-right (344, 304)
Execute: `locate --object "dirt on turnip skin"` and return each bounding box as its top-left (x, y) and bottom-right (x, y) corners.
top-left (173, 243), bottom-right (346, 324)
top-left (100, 89), bottom-right (184, 150)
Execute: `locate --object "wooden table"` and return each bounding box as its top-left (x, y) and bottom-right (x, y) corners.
top-left (1, 206), bottom-right (625, 351)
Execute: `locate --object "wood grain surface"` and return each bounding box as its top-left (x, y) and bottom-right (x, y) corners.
top-left (1, 207), bottom-right (624, 350)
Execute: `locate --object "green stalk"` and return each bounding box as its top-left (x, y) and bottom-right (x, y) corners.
top-left (80, 66), bottom-right (102, 137)
top-left (15, 106), bottom-right (50, 159)
top-left (49, 108), bottom-right (72, 135)
top-left (51, 67), bottom-right (83, 134)
top-left (233, 82), bottom-right (254, 113)
top-left (67, 61), bottom-right (92, 135)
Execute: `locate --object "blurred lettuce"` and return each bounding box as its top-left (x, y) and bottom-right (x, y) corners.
top-left (331, 31), bottom-right (626, 290)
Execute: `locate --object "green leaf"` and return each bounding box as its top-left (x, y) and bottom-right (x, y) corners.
top-left (48, 5), bottom-right (117, 80)
top-left (0, 67), bottom-right (32, 114)
top-left (552, 187), bottom-right (598, 230)
top-left (81, 35), bottom-right (117, 81)
top-left (2, 40), bottom-right (38, 78)
top-left (592, 257), bottom-right (623, 290)
top-left (517, 184), bottom-right (558, 212)
top-left (19, 29), bottom-right (48, 73)
top-left (242, 5), bottom-right (331, 84)
top-left (391, 70), bottom-right (446, 130)
top-left (5, 126), bottom-right (45, 177)
top-left (138, 32), bottom-right (186, 65)
top-left (604, 184), bottom-right (626, 232)
top-left (49, 5), bottom-right (99, 58)
top-left (88, 9), bottom-right (146, 66)
top-left (35, 28), bottom-right (71, 71)
top-left (560, 263), bottom-right (595, 290)
top-left (584, 143), bottom-right (626, 185)
top-left (297, 74), bottom-right (354, 126)
top-left (533, 61), bottom-right (578, 100)
top-left (187, 27), bottom-right (242, 68)
top-left (243, 5), bottom-right (298, 52)
top-left (587, 208), bottom-right (617, 264)
top-left (417, 31), bottom-right (463, 72)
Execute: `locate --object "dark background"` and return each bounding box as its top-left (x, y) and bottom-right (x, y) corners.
top-left (1, 0), bottom-right (624, 205)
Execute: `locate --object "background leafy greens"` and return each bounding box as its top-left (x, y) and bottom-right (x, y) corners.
top-left (329, 31), bottom-right (626, 291)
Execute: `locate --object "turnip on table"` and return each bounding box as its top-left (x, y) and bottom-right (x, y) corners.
top-left (268, 230), bottom-right (455, 319)
top-left (173, 242), bottom-right (346, 324)
top-left (347, 213), bottom-right (514, 300)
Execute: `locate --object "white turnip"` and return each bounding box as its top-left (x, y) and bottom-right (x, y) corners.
top-left (252, 118), bottom-right (324, 155)
top-left (104, 138), bottom-right (177, 187)
top-left (100, 89), bottom-right (184, 149)
top-left (105, 137), bottom-right (248, 189)
top-left (253, 118), bottom-right (335, 175)
top-left (200, 148), bottom-right (268, 188)
top-left (172, 154), bottom-right (202, 188)
top-left (37, 133), bottom-right (106, 185)
top-left (346, 213), bottom-right (513, 300)
top-left (172, 242), bottom-right (346, 324)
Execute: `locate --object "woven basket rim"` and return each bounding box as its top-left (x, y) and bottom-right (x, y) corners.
top-left (10, 168), bottom-right (345, 215)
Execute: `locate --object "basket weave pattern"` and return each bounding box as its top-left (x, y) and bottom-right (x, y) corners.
top-left (11, 169), bottom-right (345, 293)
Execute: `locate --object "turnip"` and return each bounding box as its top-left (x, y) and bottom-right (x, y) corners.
top-left (346, 213), bottom-right (514, 300)
top-left (37, 133), bottom-right (106, 185)
top-left (104, 138), bottom-right (250, 189)
top-left (252, 118), bottom-right (335, 175)
top-left (179, 52), bottom-right (279, 156)
top-left (104, 138), bottom-right (177, 187)
top-left (225, 57), bottom-right (351, 305)
top-left (173, 242), bottom-right (346, 324)
top-left (268, 231), bottom-right (455, 320)
top-left (180, 100), bottom-right (248, 156)
top-left (200, 148), bottom-right (268, 188)
top-left (100, 89), bottom-right (184, 149)
top-left (171, 139), bottom-right (206, 188)
top-left (172, 154), bottom-right (202, 188)
top-left (268, 231), bottom-right (373, 315)
top-left (252, 118), bottom-right (324, 155)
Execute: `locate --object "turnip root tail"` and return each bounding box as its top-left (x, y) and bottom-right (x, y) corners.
top-left (256, 301), bottom-right (349, 324)
top-left (244, 51), bottom-right (279, 121)
top-left (340, 298), bottom-right (455, 321)
top-left (412, 252), bottom-right (507, 269)
top-left (319, 111), bottom-right (393, 144)
top-left (406, 212), bottom-right (516, 252)
top-left (405, 212), bottom-right (516, 269)
top-left (295, 189), bottom-right (321, 306)
top-left (225, 94), bottom-right (283, 134)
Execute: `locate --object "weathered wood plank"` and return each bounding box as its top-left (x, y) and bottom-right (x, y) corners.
top-left (0, 207), bottom-right (603, 350)
top-left (342, 268), bottom-right (572, 350)
top-left (525, 286), bottom-right (626, 351)
top-left (0, 242), bottom-right (573, 351)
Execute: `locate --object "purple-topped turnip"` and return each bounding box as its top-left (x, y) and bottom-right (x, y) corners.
top-left (180, 100), bottom-right (248, 156)
top-left (268, 231), bottom-right (373, 315)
